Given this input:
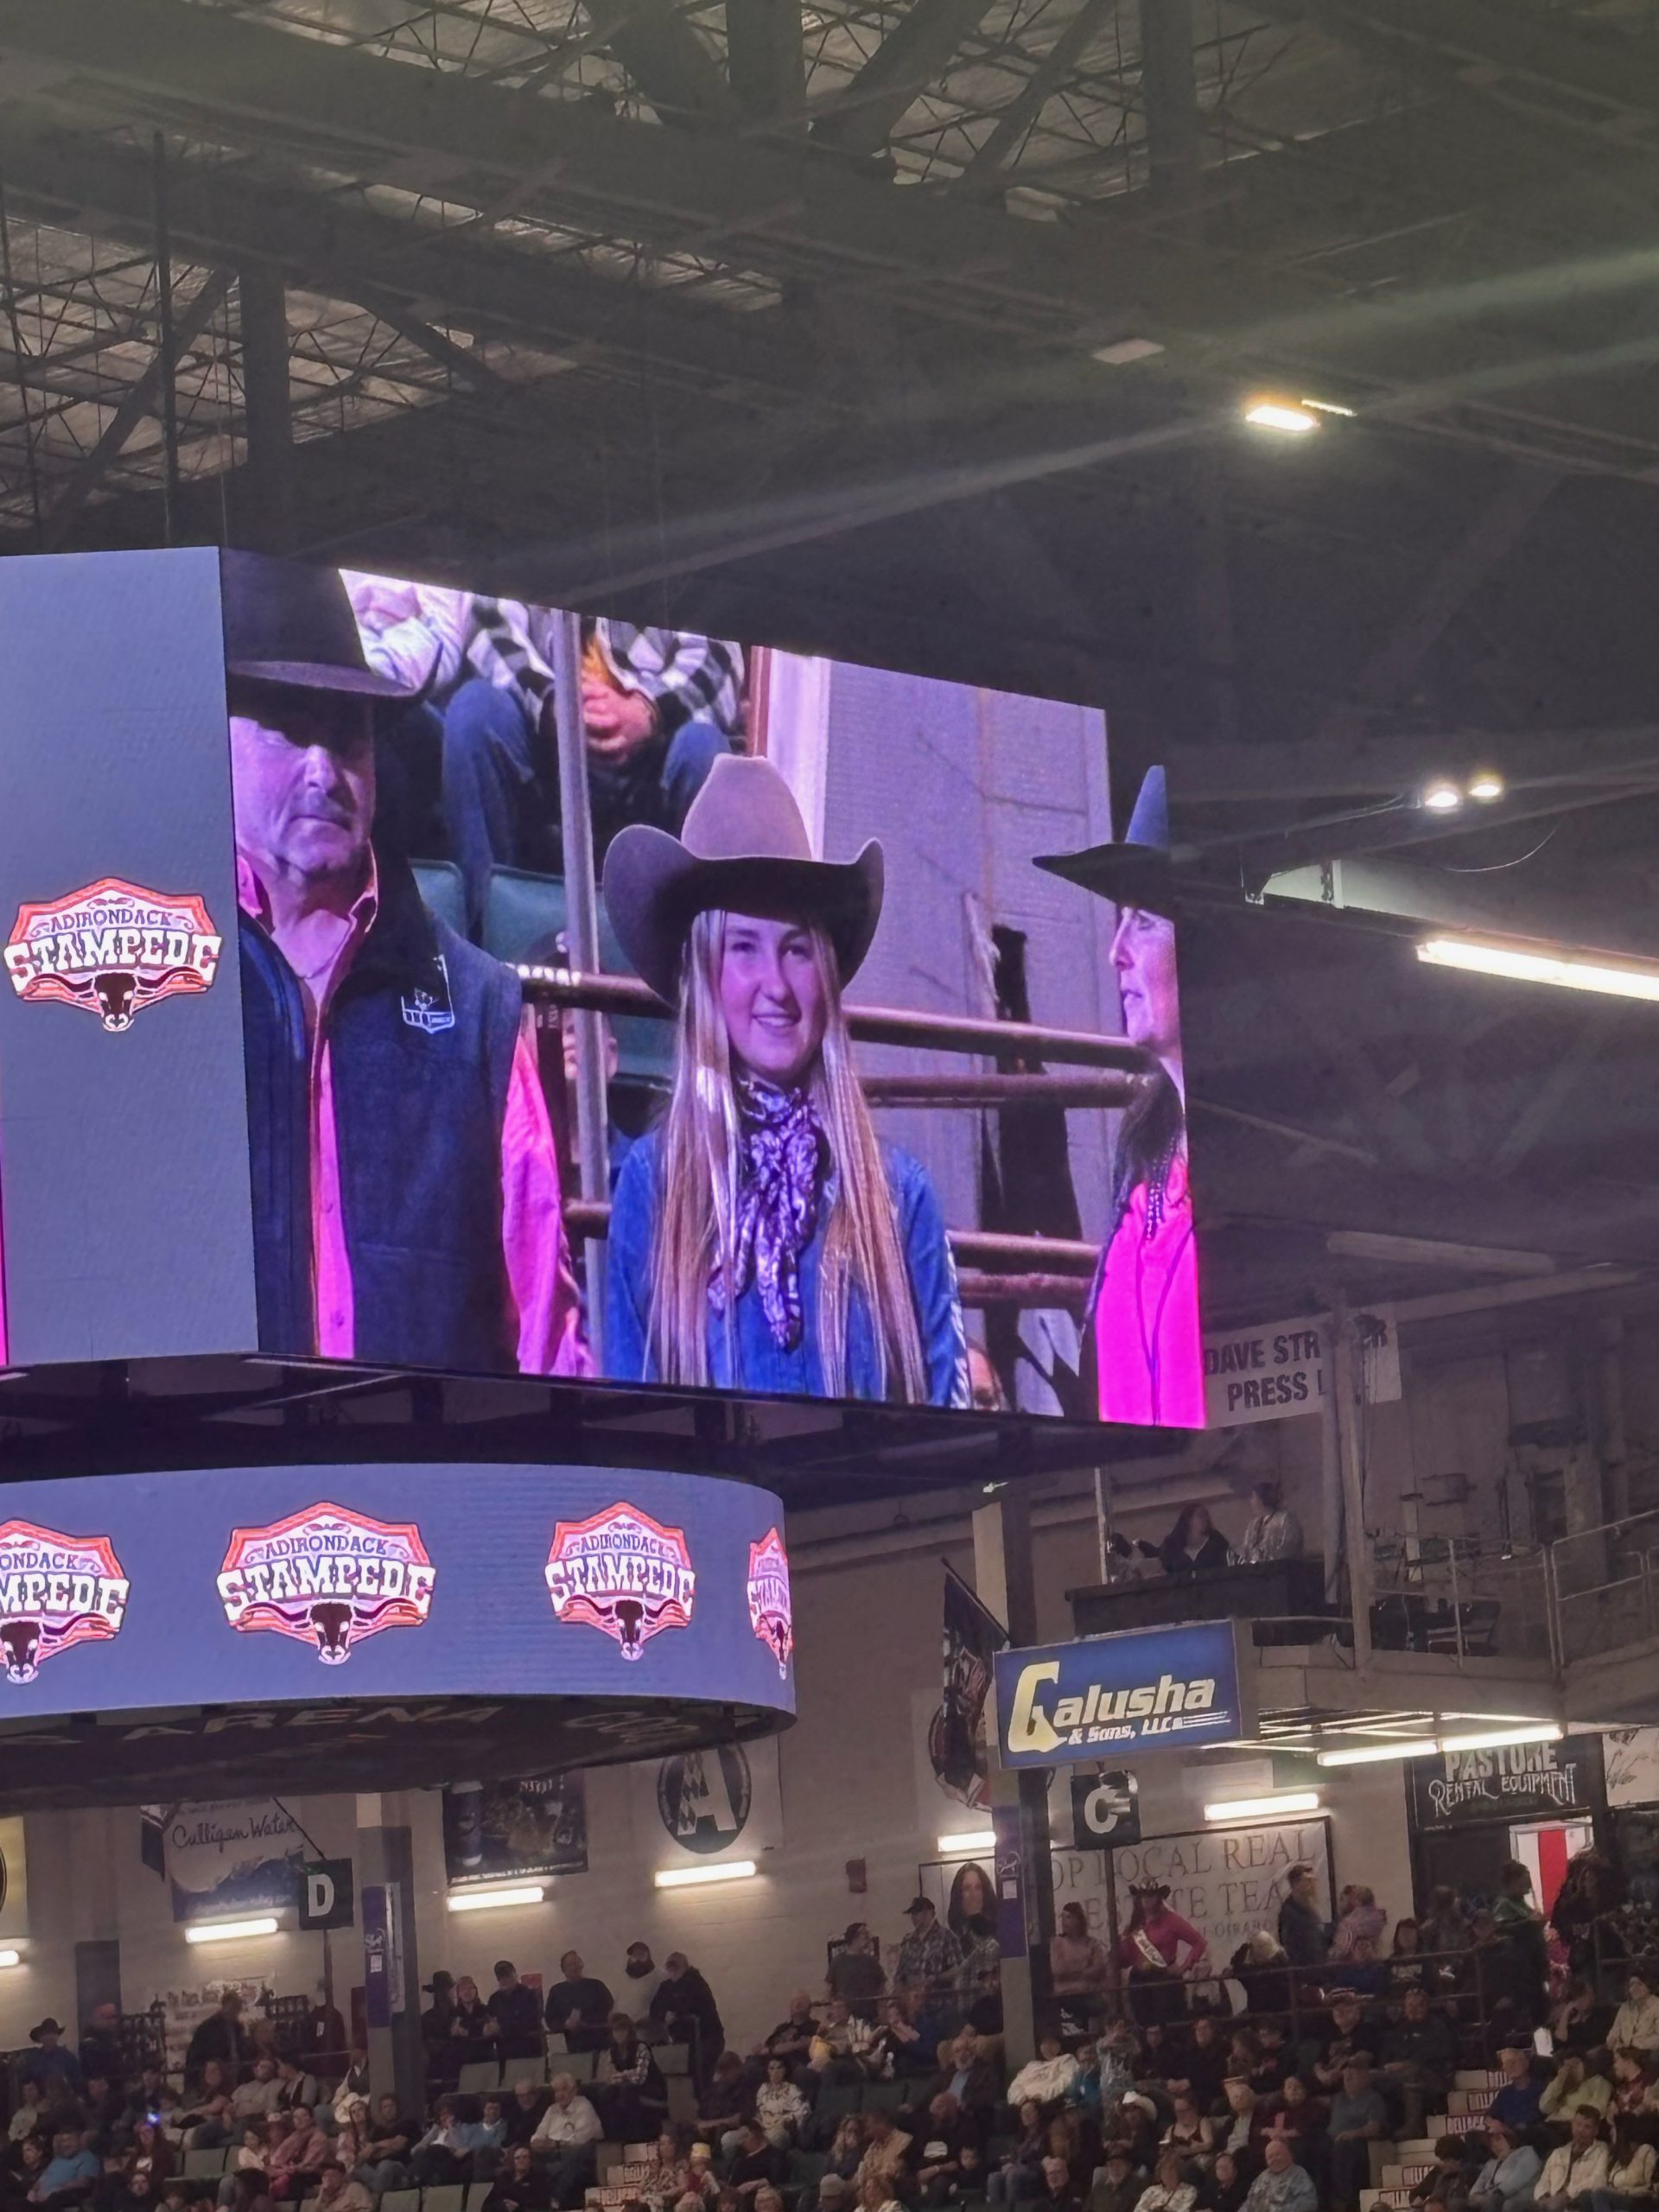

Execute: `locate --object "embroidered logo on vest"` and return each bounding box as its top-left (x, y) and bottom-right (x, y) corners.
top-left (401, 951), bottom-right (456, 1034)
top-left (746, 1527), bottom-right (793, 1678)
top-left (543, 1503), bottom-right (696, 1660)
top-left (217, 1503), bottom-right (436, 1664)
top-left (0, 1521), bottom-right (130, 1684)
top-left (3, 878), bottom-right (221, 1031)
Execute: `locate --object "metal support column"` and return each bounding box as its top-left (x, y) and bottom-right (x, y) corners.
top-left (976, 1484), bottom-right (1054, 2069)
top-left (550, 611), bottom-right (610, 1360)
top-left (238, 263), bottom-right (293, 553)
top-left (1331, 1294), bottom-right (1374, 1666)
top-left (356, 1796), bottom-right (423, 2118)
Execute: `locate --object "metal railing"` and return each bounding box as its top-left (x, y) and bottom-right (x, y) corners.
top-left (1369, 1533), bottom-right (1554, 1668)
top-left (1548, 1503), bottom-right (1659, 1666)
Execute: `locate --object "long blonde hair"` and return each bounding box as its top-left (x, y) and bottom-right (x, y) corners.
top-left (645, 908), bottom-right (926, 1402)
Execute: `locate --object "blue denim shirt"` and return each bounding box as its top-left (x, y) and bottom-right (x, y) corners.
top-left (606, 1128), bottom-right (969, 1406)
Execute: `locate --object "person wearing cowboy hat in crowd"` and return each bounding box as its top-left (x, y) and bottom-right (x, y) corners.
top-left (1116, 1881), bottom-right (1209, 2028)
top-left (226, 552), bottom-right (588, 1378)
top-left (601, 754), bottom-right (968, 1404)
top-left (1036, 766), bottom-right (1203, 1428)
top-left (20, 2022), bottom-right (82, 2102)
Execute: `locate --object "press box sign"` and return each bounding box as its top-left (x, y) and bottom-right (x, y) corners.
top-left (1204, 1304), bottom-right (1401, 1428)
top-left (994, 1620), bottom-right (1255, 1768)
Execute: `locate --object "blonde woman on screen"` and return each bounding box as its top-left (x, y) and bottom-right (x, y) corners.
top-left (601, 755), bottom-right (967, 1405)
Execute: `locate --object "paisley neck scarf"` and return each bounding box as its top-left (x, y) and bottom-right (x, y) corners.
top-left (711, 1077), bottom-right (827, 1347)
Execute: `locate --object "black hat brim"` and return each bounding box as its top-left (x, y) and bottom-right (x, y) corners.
top-left (226, 655), bottom-right (415, 702)
top-left (1034, 841), bottom-right (1174, 915)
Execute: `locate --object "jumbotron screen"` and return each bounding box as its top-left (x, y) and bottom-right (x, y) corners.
top-left (0, 548), bottom-right (1200, 1427)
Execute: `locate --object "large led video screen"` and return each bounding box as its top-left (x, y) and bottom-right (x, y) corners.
top-left (0, 549), bottom-right (1202, 1427)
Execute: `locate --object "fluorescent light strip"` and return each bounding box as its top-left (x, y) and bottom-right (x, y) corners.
top-left (654, 1859), bottom-right (758, 1891)
top-left (938, 1831), bottom-right (995, 1855)
top-left (446, 1885), bottom-right (546, 1914)
top-left (1419, 937), bottom-right (1659, 1005)
top-left (0, 1948), bottom-right (20, 1968)
top-left (184, 1916), bottom-right (280, 1944)
top-left (1319, 1721), bottom-right (1560, 1768)
top-left (1203, 1791), bottom-right (1320, 1822)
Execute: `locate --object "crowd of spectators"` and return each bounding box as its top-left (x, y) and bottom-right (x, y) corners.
top-left (5, 1889), bottom-right (1655, 2212)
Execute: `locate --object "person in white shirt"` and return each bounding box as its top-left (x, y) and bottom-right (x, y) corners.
top-left (754, 2058), bottom-right (810, 2147)
top-left (531, 2073), bottom-right (603, 2209)
top-left (1134, 2152), bottom-right (1198, 2212)
top-left (1536, 2108), bottom-right (1611, 2211)
top-left (1236, 1481), bottom-right (1304, 1565)
top-left (1609, 1975), bottom-right (1659, 2058)
top-left (1589, 2113), bottom-right (1656, 2212)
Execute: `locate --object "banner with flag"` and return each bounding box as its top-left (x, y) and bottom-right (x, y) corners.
top-left (928, 1567), bottom-right (1007, 1815)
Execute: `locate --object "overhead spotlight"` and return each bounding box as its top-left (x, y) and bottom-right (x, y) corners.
top-left (1243, 398), bottom-right (1319, 435)
top-left (1466, 770), bottom-right (1506, 803)
top-left (1421, 779), bottom-right (1464, 813)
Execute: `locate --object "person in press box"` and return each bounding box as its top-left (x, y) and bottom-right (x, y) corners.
top-left (600, 753), bottom-right (968, 1404)
top-left (226, 552), bottom-right (588, 1376)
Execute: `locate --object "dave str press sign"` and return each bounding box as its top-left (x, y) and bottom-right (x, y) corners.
top-left (995, 1620), bottom-right (1255, 1766)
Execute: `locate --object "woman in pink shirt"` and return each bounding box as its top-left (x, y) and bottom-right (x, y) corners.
top-left (1037, 767), bottom-right (1204, 1429)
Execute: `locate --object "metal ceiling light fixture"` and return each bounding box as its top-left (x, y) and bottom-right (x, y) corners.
top-left (1418, 937), bottom-right (1659, 1003)
top-left (1243, 397), bottom-right (1320, 435)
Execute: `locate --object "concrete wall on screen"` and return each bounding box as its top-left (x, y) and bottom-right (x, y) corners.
top-left (0, 550), bottom-right (257, 1361)
top-left (818, 663), bottom-right (1118, 1351)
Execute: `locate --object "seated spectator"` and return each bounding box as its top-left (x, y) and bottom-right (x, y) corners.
top-left (1381, 1984), bottom-right (1457, 2139)
top-left (1038, 2155), bottom-right (1083, 2212)
top-left (1132, 2152), bottom-right (1195, 2212)
top-left (1212, 2085), bottom-right (1266, 2178)
top-left (639, 2127), bottom-right (701, 2212)
top-left (753, 2059), bottom-right (808, 2149)
top-left (1009, 2038), bottom-right (1081, 2111)
top-left (824, 2120), bottom-right (869, 2181)
top-left (11, 2082), bottom-right (47, 2145)
top-left (927, 2027), bottom-right (1000, 2120)
top-left (1421, 1891), bottom-right (1471, 1965)
top-left (78, 2008), bottom-right (123, 2097)
top-left (726, 2125), bottom-right (785, 2204)
top-left (1208, 2152), bottom-right (1249, 2212)
top-left (1468, 2126), bottom-right (1543, 2212)
top-left (1489, 2044), bottom-right (1546, 2133)
top-left (484, 2145), bottom-right (554, 2212)
top-left (1326, 2063), bottom-right (1387, 2212)
top-left (30, 2129), bottom-right (99, 2209)
top-left (472, 2099), bottom-right (509, 2177)
top-left (829, 1928), bottom-right (887, 2024)
top-left (1160, 2097), bottom-right (1212, 2167)
top-left (855, 2113), bottom-right (913, 2203)
top-left (215, 2126), bottom-right (268, 2208)
top-left (231, 2065), bottom-right (285, 2130)
top-left (274, 2063), bottom-right (320, 2118)
top-left (991, 2103), bottom-right (1049, 2209)
top-left (868, 1996), bottom-right (934, 2085)
top-left (594, 2015), bottom-right (669, 2141)
top-left (409, 2100), bottom-right (474, 2188)
top-left (268, 2112), bottom-right (327, 2204)
top-left (1065, 2042), bottom-right (1103, 2121)
top-left (1591, 2110), bottom-right (1654, 2212)
top-left (353, 2096), bottom-right (417, 2195)
top-left (1410, 2137), bottom-right (1475, 2212)
top-left (1260, 2078), bottom-right (1325, 2186)
top-left (1240, 2138), bottom-right (1316, 2212)
top-left (1335, 1936), bottom-right (1389, 2000)
top-left (504, 2081), bottom-right (548, 2149)
top-left (753, 1993), bottom-right (817, 2071)
top-left (1311, 1998), bottom-right (1380, 2094)
top-left (544, 1952), bottom-right (616, 2056)
top-left (1609, 1978), bottom-right (1659, 2059)
top-left (1087, 2145), bottom-right (1141, 2212)
top-left (695, 2054), bottom-right (751, 2143)
top-left (817, 2180), bottom-right (851, 2212)
top-left (1608, 2049), bottom-right (1657, 2117)
top-left (810, 2002), bottom-right (875, 2081)
top-left (1389, 1921), bottom-right (1432, 1997)
top-left (1157, 1506), bottom-right (1230, 1579)
top-left (1166, 2020), bottom-right (1224, 2113)
top-left (312, 2161), bottom-right (372, 2212)
top-left (80, 2079), bottom-right (125, 2157)
top-left (1245, 2026), bottom-right (1289, 2102)
top-left (6, 2137), bottom-right (51, 2209)
top-left (1535, 2107), bottom-right (1610, 2211)
top-left (184, 1997), bottom-right (246, 2088)
top-left (913, 2094), bottom-right (981, 2207)
top-left (1543, 2056), bottom-right (1614, 2136)
top-left (530, 2075), bottom-right (602, 2210)
top-left (1554, 1983), bottom-right (1611, 2057)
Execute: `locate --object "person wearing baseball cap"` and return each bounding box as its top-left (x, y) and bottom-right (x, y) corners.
top-left (225, 550), bottom-right (588, 1380)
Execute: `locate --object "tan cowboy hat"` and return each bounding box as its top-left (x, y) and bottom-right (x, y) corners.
top-left (603, 754), bottom-right (883, 1007)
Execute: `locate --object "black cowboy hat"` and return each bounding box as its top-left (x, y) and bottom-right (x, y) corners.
top-left (906, 1894), bottom-right (937, 1916)
top-left (1034, 765), bottom-right (1174, 917)
top-left (29, 2018), bottom-right (65, 2040)
top-left (603, 754), bottom-right (883, 1007)
top-left (1128, 1879), bottom-right (1171, 1900)
top-left (220, 550), bottom-right (416, 702)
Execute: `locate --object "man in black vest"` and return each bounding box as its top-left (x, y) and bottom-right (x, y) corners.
top-left (226, 551), bottom-right (588, 1376)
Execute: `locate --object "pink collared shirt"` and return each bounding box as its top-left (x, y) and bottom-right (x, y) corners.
top-left (238, 853), bottom-right (588, 1376)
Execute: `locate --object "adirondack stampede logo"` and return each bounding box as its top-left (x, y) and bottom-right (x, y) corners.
top-left (217, 1504), bottom-right (435, 1665)
top-left (0, 1521), bottom-right (130, 1685)
top-left (747, 1528), bottom-right (793, 1678)
top-left (543, 1503), bottom-right (696, 1660)
top-left (4, 878), bottom-right (222, 1031)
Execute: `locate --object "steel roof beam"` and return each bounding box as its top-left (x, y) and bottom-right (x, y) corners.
top-left (810, 0), bottom-right (1001, 159)
top-left (582, 0), bottom-right (741, 127)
